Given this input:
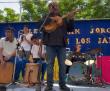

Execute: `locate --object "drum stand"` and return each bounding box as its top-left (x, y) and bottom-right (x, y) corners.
top-left (85, 54), bottom-right (92, 83)
top-left (98, 53), bottom-right (104, 86)
top-left (93, 53), bottom-right (104, 87)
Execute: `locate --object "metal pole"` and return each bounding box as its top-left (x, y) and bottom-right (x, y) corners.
top-left (19, 0), bottom-right (22, 21)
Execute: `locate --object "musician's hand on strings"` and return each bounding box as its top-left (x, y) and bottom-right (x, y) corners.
top-left (50, 17), bottom-right (56, 21)
top-left (67, 8), bottom-right (80, 20)
top-left (67, 12), bottom-right (74, 20)
top-left (56, 16), bottom-right (63, 26)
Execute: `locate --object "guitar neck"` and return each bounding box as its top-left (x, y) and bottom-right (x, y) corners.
top-left (62, 14), bottom-right (68, 19)
top-left (61, 9), bottom-right (80, 19)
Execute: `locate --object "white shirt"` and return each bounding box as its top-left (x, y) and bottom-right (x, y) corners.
top-left (19, 33), bottom-right (32, 51)
top-left (0, 37), bottom-right (17, 58)
top-left (31, 44), bottom-right (40, 58)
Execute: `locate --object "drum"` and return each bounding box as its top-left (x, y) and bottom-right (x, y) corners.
top-left (84, 60), bottom-right (95, 66)
top-left (84, 53), bottom-right (96, 66)
top-left (65, 59), bottom-right (72, 66)
top-left (24, 63), bottom-right (41, 84)
top-left (68, 62), bottom-right (87, 82)
top-left (0, 62), bottom-right (14, 84)
top-left (65, 52), bottom-right (86, 66)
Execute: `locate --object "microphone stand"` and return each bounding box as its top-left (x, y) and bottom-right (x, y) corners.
top-left (6, 44), bottom-right (21, 87)
top-left (38, 12), bottom-right (50, 32)
top-left (97, 52), bottom-right (105, 87)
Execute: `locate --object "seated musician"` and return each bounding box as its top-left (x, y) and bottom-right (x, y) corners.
top-left (71, 44), bottom-right (85, 62)
top-left (65, 44), bottom-right (85, 81)
top-left (30, 35), bottom-right (47, 84)
top-left (0, 27), bottom-right (20, 81)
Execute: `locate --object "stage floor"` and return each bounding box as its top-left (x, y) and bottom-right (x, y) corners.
top-left (5, 84), bottom-right (110, 91)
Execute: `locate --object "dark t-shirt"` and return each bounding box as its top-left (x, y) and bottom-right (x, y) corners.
top-left (42, 14), bottom-right (73, 47)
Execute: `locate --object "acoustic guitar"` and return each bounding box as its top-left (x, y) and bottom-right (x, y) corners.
top-left (44, 8), bottom-right (80, 33)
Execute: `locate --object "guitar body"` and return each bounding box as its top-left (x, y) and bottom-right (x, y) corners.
top-left (43, 9), bottom-right (80, 33)
top-left (44, 16), bottom-right (63, 33)
top-left (44, 22), bottom-right (58, 32)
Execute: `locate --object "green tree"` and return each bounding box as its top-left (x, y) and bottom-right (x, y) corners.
top-left (21, 0), bottom-right (48, 21)
top-left (101, 0), bottom-right (110, 18)
top-left (21, 0), bottom-right (85, 21)
top-left (1, 0), bottom-right (110, 22)
top-left (59, 0), bottom-right (86, 19)
top-left (0, 9), bottom-right (4, 22)
top-left (4, 8), bottom-right (19, 22)
top-left (87, 0), bottom-right (106, 19)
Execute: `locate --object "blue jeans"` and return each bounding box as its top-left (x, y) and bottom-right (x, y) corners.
top-left (8, 56), bottom-right (22, 81)
top-left (41, 61), bottom-right (47, 81)
top-left (13, 56), bottom-right (28, 81)
top-left (46, 46), bottom-right (66, 87)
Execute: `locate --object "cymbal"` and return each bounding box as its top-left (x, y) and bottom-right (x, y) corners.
top-left (88, 48), bottom-right (101, 54)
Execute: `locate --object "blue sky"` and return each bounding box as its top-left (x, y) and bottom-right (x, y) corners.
top-left (0, 0), bottom-right (20, 13)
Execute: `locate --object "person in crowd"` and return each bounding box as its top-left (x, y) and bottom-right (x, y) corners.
top-left (42, 2), bottom-right (74, 91)
top-left (30, 35), bottom-right (47, 85)
top-left (65, 44), bottom-right (89, 83)
top-left (19, 25), bottom-right (33, 60)
top-left (0, 27), bottom-right (20, 81)
top-left (30, 35), bottom-right (41, 63)
top-left (65, 44), bottom-right (82, 79)
top-left (39, 40), bottom-right (47, 85)
top-left (16, 25), bottom-right (33, 80)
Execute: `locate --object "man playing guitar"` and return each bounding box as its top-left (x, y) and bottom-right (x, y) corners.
top-left (42, 2), bottom-right (79, 91)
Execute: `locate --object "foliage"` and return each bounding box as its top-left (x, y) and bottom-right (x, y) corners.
top-left (21, 0), bottom-right (48, 21)
top-left (3, 8), bottom-right (19, 22)
top-left (0, 0), bottom-right (110, 22)
top-left (0, 10), bottom-right (4, 22)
